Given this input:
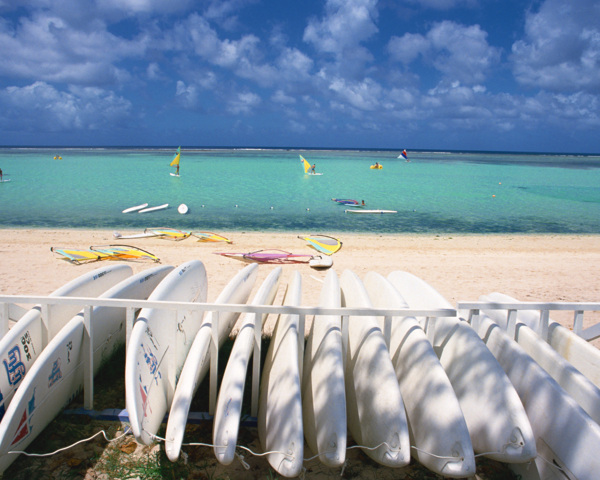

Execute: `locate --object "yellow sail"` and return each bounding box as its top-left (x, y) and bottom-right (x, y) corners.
top-left (170, 146), bottom-right (181, 166)
top-left (300, 154), bottom-right (311, 173)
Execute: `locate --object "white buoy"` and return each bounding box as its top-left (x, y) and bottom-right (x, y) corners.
top-left (178, 204), bottom-right (189, 214)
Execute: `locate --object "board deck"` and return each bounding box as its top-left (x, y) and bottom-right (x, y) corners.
top-left (340, 270), bottom-right (410, 467)
top-left (213, 267), bottom-right (282, 465)
top-left (258, 271), bottom-right (305, 477)
top-left (125, 260), bottom-right (207, 446)
top-left (387, 271), bottom-right (536, 463)
top-left (138, 203), bottom-right (168, 213)
top-left (301, 269), bottom-right (347, 467)
top-left (0, 265), bottom-right (173, 473)
top-left (0, 264), bottom-right (132, 419)
top-left (164, 263), bottom-right (258, 461)
top-left (364, 271), bottom-right (475, 478)
top-left (122, 203), bottom-right (148, 213)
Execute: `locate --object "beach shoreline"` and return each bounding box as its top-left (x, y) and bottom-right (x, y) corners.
top-left (1, 228), bottom-right (599, 335)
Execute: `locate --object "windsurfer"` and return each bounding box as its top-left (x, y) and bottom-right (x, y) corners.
top-left (0, 167), bottom-right (3, 181)
top-left (311, 164), bottom-right (316, 174)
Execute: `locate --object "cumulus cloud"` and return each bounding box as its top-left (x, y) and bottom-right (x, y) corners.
top-left (227, 91), bottom-right (261, 114)
top-left (388, 21), bottom-right (500, 85)
top-left (511, 0), bottom-right (600, 92)
top-left (0, 81), bottom-right (132, 132)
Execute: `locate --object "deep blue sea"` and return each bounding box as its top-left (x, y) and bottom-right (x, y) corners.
top-left (1, 147), bottom-right (599, 234)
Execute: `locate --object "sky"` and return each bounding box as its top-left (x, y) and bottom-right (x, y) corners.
top-left (0, 0), bottom-right (599, 153)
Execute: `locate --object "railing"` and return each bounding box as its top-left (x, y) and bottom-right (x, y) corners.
top-left (0, 294), bottom-right (455, 416)
top-left (457, 301), bottom-right (600, 343)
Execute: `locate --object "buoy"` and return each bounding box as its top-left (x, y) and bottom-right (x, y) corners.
top-left (235, 204), bottom-right (238, 208)
top-left (178, 204), bottom-right (189, 214)
top-left (270, 206), bottom-right (274, 209)
top-left (492, 195), bottom-right (496, 198)
top-left (201, 204), bottom-right (205, 208)
top-left (306, 208), bottom-right (310, 211)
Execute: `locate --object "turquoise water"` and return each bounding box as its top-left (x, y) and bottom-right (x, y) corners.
top-left (1, 148), bottom-right (599, 234)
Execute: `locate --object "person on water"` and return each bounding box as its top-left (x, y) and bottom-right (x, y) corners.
top-left (175, 164), bottom-right (180, 175)
top-left (311, 164), bottom-right (316, 174)
top-left (361, 200), bottom-right (365, 206)
top-left (374, 162), bottom-right (380, 168)
top-left (0, 167), bottom-right (3, 181)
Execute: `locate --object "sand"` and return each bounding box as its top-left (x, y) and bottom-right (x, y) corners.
top-left (1, 229), bottom-right (599, 478)
top-left (1, 229), bottom-right (599, 333)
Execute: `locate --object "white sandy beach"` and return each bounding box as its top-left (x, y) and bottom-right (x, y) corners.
top-left (1, 229), bottom-right (599, 335)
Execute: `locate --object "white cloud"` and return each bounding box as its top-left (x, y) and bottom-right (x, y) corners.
top-left (227, 91), bottom-right (261, 114)
top-left (328, 77), bottom-right (382, 111)
top-left (511, 0), bottom-right (600, 92)
top-left (388, 21), bottom-right (500, 85)
top-left (304, 0), bottom-right (378, 53)
top-left (0, 81), bottom-right (131, 132)
top-left (272, 90), bottom-right (296, 105)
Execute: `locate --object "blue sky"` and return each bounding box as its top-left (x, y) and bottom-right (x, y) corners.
top-left (0, 0), bottom-right (599, 153)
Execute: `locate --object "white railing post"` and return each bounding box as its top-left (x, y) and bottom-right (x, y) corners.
top-left (0, 303), bottom-right (8, 337)
top-left (424, 316), bottom-right (436, 344)
top-left (469, 309), bottom-right (480, 332)
top-left (125, 306), bottom-right (136, 350)
top-left (298, 314), bottom-right (305, 381)
top-left (41, 304), bottom-right (50, 350)
top-left (507, 309), bottom-right (518, 339)
top-left (83, 305), bottom-right (94, 410)
top-left (209, 312), bottom-right (219, 415)
top-left (573, 310), bottom-right (584, 335)
top-left (251, 312), bottom-right (262, 418)
top-left (383, 315), bottom-right (392, 352)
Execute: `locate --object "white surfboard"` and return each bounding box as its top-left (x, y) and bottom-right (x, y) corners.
top-left (0, 264), bottom-right (132, 419)
top-left (344, 209), bottom-right (397, 214)
top-left (0, 265), bottom-right (173, 473)
top-left (339, 270), bottom-right (410, 467)
top-left (475, 314), bottom-right (600, 480)
top-left (125, 260), bottom-right (207, 446)
top-left (164, 263), bottom-right (259, 461)
top-left (364, 272), bottom-right (476, 478)
top-left (479, 293), bottom-right (600, 425)
top-left (122, 203), bottom-right (148, 213)
top-left (257, 271), bottom-right (305, 477)
top-left (213, 267), bottom-right (282, 465)
top-left (301, 269), bottom-right (347, 467)
top-left (480, 292), bottom-right (600, 388)
top-left (387, 271), bottom-right (536, 464)
top-left (138, 203), bottom-right (168, 213)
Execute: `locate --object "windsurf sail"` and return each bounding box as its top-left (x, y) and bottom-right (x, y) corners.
top-left (144, 227), bottom-right (191, 240)
top-left (300, 155), bottom-right (311, 174)
top-left (214, 249), bottom-right (314, 264)
top-left (51, 245), bottom-right (159, 264)
top-left (299, 234), bottom-right (342, 255)
top-left (400, 149), bottom-right (409, 161)
top-left (91, 245), bottom-right (160, 262)
top-left (193, 231), bottom-right (232, 243)
top-left (332, 198), bottom-right (359, 205)
top-left (170, 146), bottom-right (181, 167)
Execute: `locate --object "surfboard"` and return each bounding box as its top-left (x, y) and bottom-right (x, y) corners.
top-left (164, 263), bottom-right (258, 461)
top-left (257, 271), bottom-right (305, 477)
top-left (301, 269), bottom-right (347, 467)
top-left (0, 179), bottom-right (11, 183)
top-left (479, 293), bottom-right (600, 424)
top-left (0, 264), bottom-right (132, 419)
top-left (213, 267), bottom-right (282, 465)
top-left (339, 270), bottom-right (410, 467)
top-left (480, 292), bottom-right (600, 388)
top-left (475, 314), bottom-right (600, 480)
top-left (170, 173), bottom-right (180, 177)
top-left (386, 271), bottom-right (536, 464)
top-left (345, 209), bottom-right (397, 214)
top-left (0, 265), bottom-right (173, 473)
top-left (125, 260), bottom-right (207, 446)
top-left (122, 203), bottom-right (148, 213)
top-left (138, 203), bottom-right (168, 213)
top-left (363, 272), bottom-right (475, 478)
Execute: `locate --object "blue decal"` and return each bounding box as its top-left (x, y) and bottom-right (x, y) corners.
top-left (3, 346), bottom-right (26, 386)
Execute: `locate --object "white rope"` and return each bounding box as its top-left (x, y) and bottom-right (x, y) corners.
top-left (8, 426), bottom-right (131, 458)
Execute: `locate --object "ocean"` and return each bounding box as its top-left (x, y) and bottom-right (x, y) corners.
top-left (1, 147), bottom-right (599, 234)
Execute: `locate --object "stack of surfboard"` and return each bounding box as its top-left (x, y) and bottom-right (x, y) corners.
top-left (1, 266), bottom-right (599, 480)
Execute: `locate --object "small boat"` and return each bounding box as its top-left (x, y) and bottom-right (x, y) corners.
top-left (370, 163), bottom-right (383, 169)
top-left (398, 149), bottom-right (409, 161)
